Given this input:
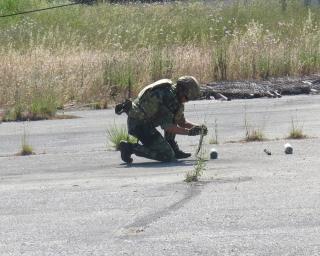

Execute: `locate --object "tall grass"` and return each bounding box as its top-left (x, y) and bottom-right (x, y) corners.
top-left (0, 0), bottom-right (319, 107)
top-left (3, 88), bottom-right (58, 121)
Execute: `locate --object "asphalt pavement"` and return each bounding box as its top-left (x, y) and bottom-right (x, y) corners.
top-left (1, 95), bottom-right (320, 256)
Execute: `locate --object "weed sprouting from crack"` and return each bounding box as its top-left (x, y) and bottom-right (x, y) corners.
top-left (287, 117), bottom-right (307, 139)
top-left (243, 105), bottom-right (266, 142)
top-left (185, 109), bottom-right (209, 182)
top-left (185, 138), bottom-right (207, 183)
top-left (209, 118), bottom-right (219, 145)
top-left (19, 126), bottom-right (34, 156)
top-left (185, 156), bottom-right (206, 183)
top-left (106, 122), bottom-right (137, 151)
top-left (245, 128), bottom-right (265, 142)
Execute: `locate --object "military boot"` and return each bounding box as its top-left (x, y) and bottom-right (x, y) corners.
top-left (119, 140), bottom-right (133, 164)
top-left (167, 139), bottom-right (191, 159)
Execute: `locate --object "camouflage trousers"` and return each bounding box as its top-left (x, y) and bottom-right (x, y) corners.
top-left (127, 117), bottom-right (176, 162)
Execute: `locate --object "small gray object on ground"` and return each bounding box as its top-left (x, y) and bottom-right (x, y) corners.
top-left (273, 90), bottom-right (282, 98)
top-left (217, 93), bottom-right (229, 101)
top-left (264, 149), bottom-right (272, 155)
top-left (210, 148), bottom-right (218, 159)
top-left (284, 143), bottom-right (293, 154)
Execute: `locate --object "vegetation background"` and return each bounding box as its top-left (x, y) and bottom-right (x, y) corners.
top-left (0, 0), bottom-right (319, 112)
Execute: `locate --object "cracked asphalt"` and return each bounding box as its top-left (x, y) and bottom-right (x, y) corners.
top-left (1, 95), bottom-right (320, 256)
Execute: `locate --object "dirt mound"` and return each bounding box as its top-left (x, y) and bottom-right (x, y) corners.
top-left (202, 75), bottom-right (320, 100)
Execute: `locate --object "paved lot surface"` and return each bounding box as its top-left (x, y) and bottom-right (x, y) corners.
top-left (1, 95), bottom-right (320, 256)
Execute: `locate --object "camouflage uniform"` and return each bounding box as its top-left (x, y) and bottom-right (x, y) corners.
top-left (127, 79), bottom-right (186, 162)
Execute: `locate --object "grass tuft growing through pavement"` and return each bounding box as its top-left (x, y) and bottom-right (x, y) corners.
top-left (19, 127), bottom-right (34, 156)
top-left (185, 156), bottom-right (206, 183)
top-left (185, 138), bottom-right (207, 183)
top-left (106, 123), bottom-right (137, 150)
top-left (209, 118), bottom-right (219, 145)
top-left (287, 118), bottom-right (307, 139)
top-left (243, 106), bottom-right (266, 142)
top-left (245, 127), bottom-right (266, 142)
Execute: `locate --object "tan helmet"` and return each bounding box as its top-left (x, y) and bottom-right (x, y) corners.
top-left (176, 76), bottom-right (201, 101)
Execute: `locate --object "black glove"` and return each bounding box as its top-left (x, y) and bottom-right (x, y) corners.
top-left (188, 125), bottom-right (208, 136)
top-left (199, 125), bottom-right (208, 135)
top-left (194, 125), bottom-right (208, 136)
top-left (115, 99), bottom-right (132, 115)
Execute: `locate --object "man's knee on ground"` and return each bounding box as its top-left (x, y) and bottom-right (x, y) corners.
top-left (156, 148), bottom-right (176, 162)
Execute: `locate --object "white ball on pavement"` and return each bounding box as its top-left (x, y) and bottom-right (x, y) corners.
top-left (284, 143), bottom-right (293, 154)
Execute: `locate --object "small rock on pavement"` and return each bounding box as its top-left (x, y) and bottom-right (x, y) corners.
top-left (264, 149), bottom-right (272, 155)
top-left (210, 148), bottom-right (218, 159)
top-left (284, 143), bottom-right (293, 154)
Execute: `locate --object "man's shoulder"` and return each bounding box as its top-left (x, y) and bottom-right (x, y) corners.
top-left (137, 79), bottom-right (174, 98)
top-left (154, 79), bottom-right (175, 94)
top-left (152, 79), bottom-right (174, 87)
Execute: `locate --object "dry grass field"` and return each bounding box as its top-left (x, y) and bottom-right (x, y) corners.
top-left (0, 0), bottom-right (319, 117)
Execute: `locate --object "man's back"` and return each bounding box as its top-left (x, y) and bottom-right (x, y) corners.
top-left (129, 80), bottom-right (182, 129)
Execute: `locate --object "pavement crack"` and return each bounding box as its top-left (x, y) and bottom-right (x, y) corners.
top-left (118, 177), bottom-right (253, 238)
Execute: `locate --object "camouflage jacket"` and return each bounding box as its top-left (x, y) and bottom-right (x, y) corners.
top-left (128, 79), bottom-right (186, 129)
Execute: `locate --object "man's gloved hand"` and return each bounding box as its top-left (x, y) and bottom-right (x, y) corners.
top-left (188, 125), bottom-right (208, 136)
top-left (197, 124), bottom-right (208, 135)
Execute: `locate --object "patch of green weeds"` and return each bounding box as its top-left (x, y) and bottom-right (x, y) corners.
top-left (209, 118), bottom-right (219, 145)
top-left (245, 127), bottom-right (266, 142)
top-left (244, 106), bottom-right (266, 142)
top-left (21, 144), bottom-right (34, 156)
top-left (185, 140), bottom-right (207, 183)
top-left (106, 123), bottom-right (137, 150)
top-left (3, 90), bottom-right (58, 121)
top-left (19, 127), bottom-right (34, 156)
top-left (28, 92), bottom-right (58, 120)
top-left (185, 156), bottom-right (206, 183)
top-left (287, 118), bottom-right (307, 139)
